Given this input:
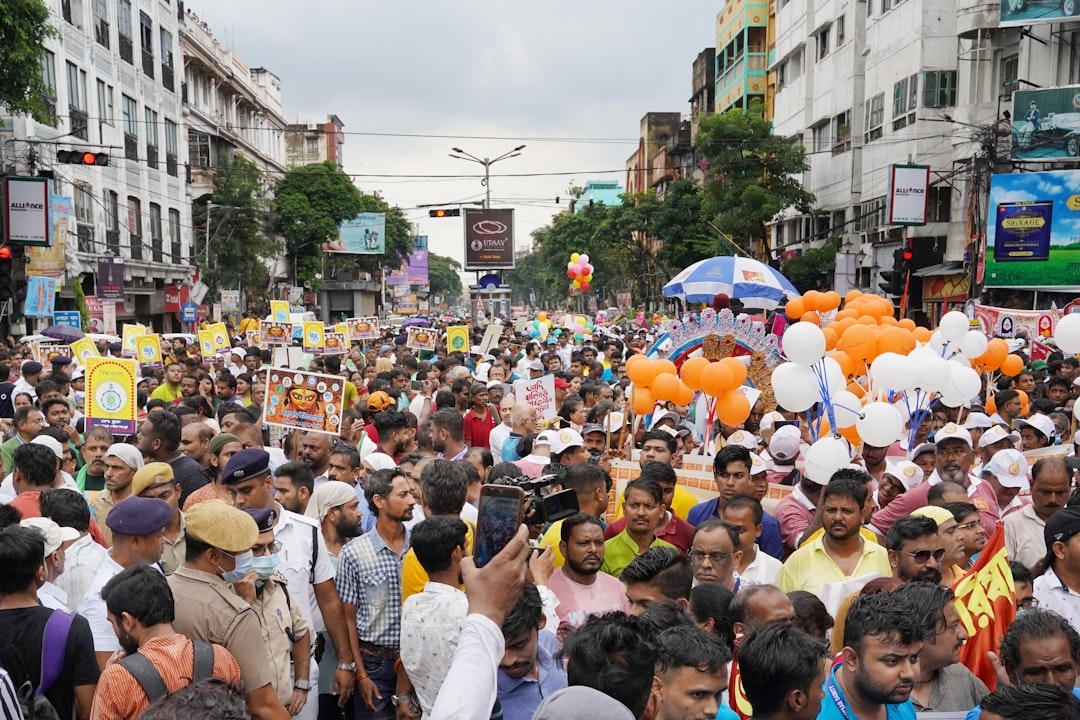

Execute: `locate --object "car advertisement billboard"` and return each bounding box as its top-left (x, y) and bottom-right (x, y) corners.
top-left (1011, 85), bottom-right (1080, 161)
top-left (464, 208), bottom-right (514, 270)
top-left (1000, 0), bottom-right (1079, 27)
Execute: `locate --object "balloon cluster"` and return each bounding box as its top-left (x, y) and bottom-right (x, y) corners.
top-left (624, 354), bottom-right (752, 427)
top-left (567, 253), bottom-right (594, 293)
top-left (571, 315), bottom-right (595, 342)
top-left (527, 312), bottom-right (553, 340)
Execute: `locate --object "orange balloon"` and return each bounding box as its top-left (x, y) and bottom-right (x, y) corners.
top-left (839, 423), bottom-right (862, 445)
top-left (821, 290), bottom-right (842, 312)
top-left (650, 372), bottom-right (681, 402)
top-left (898, 318), bottom-right (917, 331)
top-left (699, 362), bottom-right (735, 396)
top-left (720, 357), bottom-right (747, 388)
top-left (627, 358), bottom-right (657, 386)
top-left (673, 380), bottom-right (695, 406)
top-left (857, 315), bottom-right (878, 326)
top-left (985, 394), bottom-right (997, 415)
top-left (877, 326), bottom-right (916, 356)
top-left (877, 315), bottom-right (898, 327)
top-left (1018, 389), bottom-right (1030, 416)
top-left (833, 317), bottom-right (856, 335)
top-left (835, 309), bottom-right (858, 321)
top-left (804, 291), bottom-right (822, 311)
top-left (979, 339), bottom-right (1008, 372)
top-left (1001, 354), bottom-right (1024, 377)
top-left (828, 350), bottom-right (857, 380)
top-left (632, 387), bottom-right (655, 415)
top-left (823, 327), bottom-right (839, 351)
top-left (841, 324), bottom-right (876, 361)
top-left (625, 354), bottom-right (647, 371)
top-left (801, 311), bottom-right (821, 325)
top-left (679, 357), bottom-right (710, 390)
top-left (715, 391), bottom-right (751, 426)
top-left (913, 327), bottom-right (932, 343)
top-left (654, 359), bottom-right (678, 377)
top-left (847, 380), bottom-right (867, 398)
top-left (785, 298), bottom-right (806, 319)
top-left (845, 290), bottom-right (863, 304)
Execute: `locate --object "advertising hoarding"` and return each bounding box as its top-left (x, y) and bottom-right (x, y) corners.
top-left (326, 212), bottom-right (385, 254)
top-left (1010, 85), bottom-right (1080, 161)
top-left (464, 209), bottom-right (514, 270)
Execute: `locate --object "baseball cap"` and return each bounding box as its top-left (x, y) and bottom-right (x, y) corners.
top-left (750, 452), bottom-right (767, 476)
top-left (20, 517), bottom-right (78, 555)
top-left (884, 460), bottom-right (923, 490)
top-left (769, 425), bottom-right (802, 464)
top-left (934, 423), bottom-right (972, 447)
top-left (758, 411), bottom-right (786, 433)
top-left (978, 424), bottom-right (1021, 450)
top-left (1014, 413), bottom-right (1055, 442)
top-left (468, 346), bottom-right (483, 356)
top-left (726, 430), bottom-right (759, 451)
top-left (549, 428), bottom-right (584, 455)
top-left (366, 391), bottom-right (394, 412)
top-left (1030, 360), bottom-right (1048, 371)
top-left (529, 359), bottom-right (543, 372)
top-left (962, 412), bottom-right (993, 430)
top-left (535, 430), bottom-right (557, 447)
top-left (911, 505), bottom-right (954, 528)
top-left (230, 347), bottom-right (246, 358)
top-left (1046, 506), bottom-right (1080, 556)
top-left (981, 448), bottom-right (1030, 490)
top-left (910, 442), bottom-right (936, 461)
top-left (650, 411), bottom-right (681, 431)
top-left (581, 424), bottom-right (606, 436)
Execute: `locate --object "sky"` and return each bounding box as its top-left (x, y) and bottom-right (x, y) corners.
top-left (194, 1), bottom-right (720, 287)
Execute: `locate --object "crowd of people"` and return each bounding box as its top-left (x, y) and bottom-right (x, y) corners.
top-left (0, 317), bottom-right (1079, 720)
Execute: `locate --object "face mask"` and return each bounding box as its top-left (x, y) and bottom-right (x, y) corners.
top-left (252, 553), bottom-right (279, 580)
top-left (219, 550), bottom-right (254, 583)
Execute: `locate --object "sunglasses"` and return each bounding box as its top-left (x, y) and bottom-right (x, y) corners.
top-left (904, 548), bottom-right (948, 564)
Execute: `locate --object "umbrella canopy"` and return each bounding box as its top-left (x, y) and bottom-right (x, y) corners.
top-left (401, 317), bottom-right (430, 329)
top-left (40, 324), bottom-right (86, 342)
top-left (662, 256), bottom-right (799, 310)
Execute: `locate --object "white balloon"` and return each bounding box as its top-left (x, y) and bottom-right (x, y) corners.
top-left (803, 436), bottom-right (852, 485)
top-left (772, 362), bottom-right (822, 412)
top-left (829, 390), bottom-right (862, 428)
top-left (783, 323), bottom-right (827, 366)
top-left (855, 402), bottom-right (906, 447)
top-left (821, 357), bottom-right (847, 397)
top-left (1057, 314), bottom-right (1080, 354)
top-left (939, 311), bottom-right (970, 342)
top-left (958, 331), bottom-right (988, 358)
top-left (870, 352), bottom-right (915, 391)
top-left (942, 365), bottom-right (981, 403)
top-left (928, 331), bottom-right (949, 354)
top-left (937, 387), bottom-right (967, 408)
top-left (909, 348), bottom-right (951, 391)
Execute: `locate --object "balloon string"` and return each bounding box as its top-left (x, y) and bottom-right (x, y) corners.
top-left (811, 361), bottom-right (836, 438)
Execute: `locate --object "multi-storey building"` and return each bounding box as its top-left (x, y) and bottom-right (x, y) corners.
top-left (715, 0), bottom-right (770, 113)
top-left (2, 0), bottom-right (192, 331)
top-left (285, 116), bottom-right (345, 168)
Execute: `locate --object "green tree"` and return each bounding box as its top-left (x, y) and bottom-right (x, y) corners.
top-left (193, 156), bottom-right (279, 304)
top-left (782, 236), bottom-right (841, 291)
top-left (0, 0), bottom-right (58, 123)
top-left (428, 252), bottom-right (462, 302)
top-left (696, 99), bottom-right (814, 257)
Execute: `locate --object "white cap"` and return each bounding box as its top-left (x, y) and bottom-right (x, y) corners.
top-left (650, 411), bottom-right (681, 430)
top-left (963, 412), bottom-right (994, 430)
top-left (468, 345), bottom-right (483, 356)
top-left (981, 448), bottom-right (1030, 490)
top-left (978, 424), bottom-right (1021, 450)
top-left (230, 347), bottom-right (246, 358)
top-left (1015, 413), bottom-right (1056, 442)
top-left (758, 411), bottom-right (786, 433)
top-left (726, 430), bottom-right (759, 451)
top-left (535, 430), bottom-right (557, 447)
top-left (549, 428), bottom-right (584, 456)
top-left (20, 517), bottom-right (78, 555)
top-left (910, 442), bottom-right (937, 461)
top-left (750, 452), bottom-right (767, 476)
top-left (885, 460), bottom-right (924, 490)
top-left (30, 435), bottom-right (63, 460)
top-left (769, 425), bottom-right (802, 464)
top-left (934, 423), bottom-right (972, 447)
top-left (105, 443), bottom-right (144, 470)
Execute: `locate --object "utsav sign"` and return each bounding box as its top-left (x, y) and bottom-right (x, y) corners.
top-left (885, 165), bottom-right (930, 226)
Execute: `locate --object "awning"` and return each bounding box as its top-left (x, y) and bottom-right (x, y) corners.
top-left (913, 262), bottom-right (965, 278)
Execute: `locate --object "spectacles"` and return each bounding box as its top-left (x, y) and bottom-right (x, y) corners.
top-left (904, 548), bottom-right (947, 563)
top-left (1019, 597), bottom-right (1040, 610)
top-left (689, 550), bottom-right (733, 565)
top-left (956, 521), bottom-right (981, 531)
top-left (251, 541), bottom-right (282, 557)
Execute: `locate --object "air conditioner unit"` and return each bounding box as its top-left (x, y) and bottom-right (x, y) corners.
top-left (306, 123), bottom-right (318, 131)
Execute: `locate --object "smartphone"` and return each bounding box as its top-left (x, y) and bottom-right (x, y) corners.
top-left (474, 484), bottom-right (525, 568)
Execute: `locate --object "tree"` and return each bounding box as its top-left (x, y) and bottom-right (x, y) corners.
top-left (192, 156), bottom-right (280, 305)
top-left (782, 236), bottom-right (841, 291)
top-left (696, 99), bottom-right (815, 257)
top-left (0, 0), bottom-right (58, 123)
top-left (428, 252), bottom-right (462, 302)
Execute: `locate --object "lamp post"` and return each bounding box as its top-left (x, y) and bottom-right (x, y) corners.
top-left (448, 145), bottom-right (526, 208)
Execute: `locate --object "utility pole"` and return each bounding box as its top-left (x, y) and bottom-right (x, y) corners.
top-left (448, 145), bottom-right (526, 208)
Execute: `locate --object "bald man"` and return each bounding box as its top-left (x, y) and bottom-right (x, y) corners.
top-left (180, 422), bottom-right (214, 468)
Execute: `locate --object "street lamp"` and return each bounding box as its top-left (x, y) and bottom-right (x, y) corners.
top-left (448, 144), bottom-right (526, 208)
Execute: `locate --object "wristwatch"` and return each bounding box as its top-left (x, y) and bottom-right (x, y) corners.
top-left (391, 694), bottom-right (411, 708)
top-left (293, 679), bottom-right (311, 691)
top-left (336, 662), bottom-right (357, 673)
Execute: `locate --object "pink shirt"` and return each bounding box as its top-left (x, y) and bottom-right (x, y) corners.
top-left (546, 568), bottom-right (629, 646)
top-left (869, 482), bottom-right (931, 536)
top-left (773, 485), bottom-right (816, 554)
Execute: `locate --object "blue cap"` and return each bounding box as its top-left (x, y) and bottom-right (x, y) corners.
top-left (50, 356), bottom-right (72, 366)
top-left (221, 448), bottom-right (271, 486)
top-left (106, 496), bottom-right (172, 536)
top-left (243, 507), bottom-right (277, 533)
top-left (21, 361), bottom-right (43, 376)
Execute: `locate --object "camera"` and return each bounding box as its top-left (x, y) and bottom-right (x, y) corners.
top-left (492, 464), bottom-right (579, 525)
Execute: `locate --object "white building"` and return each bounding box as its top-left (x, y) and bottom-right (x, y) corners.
top-left (1, 0), bottom-right (192, 328)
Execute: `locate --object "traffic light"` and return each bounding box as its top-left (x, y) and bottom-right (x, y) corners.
top-left (0, 247), bottom-right (13, 304)
top-left (56, 149), bottom-right (110, 166)
top-left (879, 248), bottom-right (907, 298)
top-left (428, 208), bottom-right (461, 218)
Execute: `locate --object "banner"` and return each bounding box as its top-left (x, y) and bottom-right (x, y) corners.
top-left (347, 317), bottom-right (379, 341)
top-left (986, 171), bottom-right (1080, 288)
top-left (885, 165), bottom-right (930, 226)
top-left (121, 324), bottom-right (145, 358)
top-left (245, 328), bottom-right (259, 346)
top-left (953, 525), bottom-right (1014, 690)
top-left (386, 236), bottom-right (430, 286)
top-left (204, 322), bottom-right (231, 357)
top-left (327, 212), bottom-right (385, 254)
top-left (324, 331), bottom-right (347, 354)
top-left (84, 357), bottom-right (138, 435)
top-left (1001, 0), bottom-right (1080, 26)
top-left (406, 326), bottom-right (437, 352)
top-left (513, 375), bottom-right (557, 421)
top-left (220, 290), bottom-right (240, 313)
top-left (446, 325), bottom-right (469, 354)
top-left (136, 334), bottom-right (163, 370)
top-left (260, 321), bottom-right (292, 346)
top-left (23, 277), bottom-right (57, 317)
top-left (270, 300), bottom-right (290, 323)
top-left (97, 256), bottom-right (125, 300)
top-left (302, 321), bottom-right (325, 354)
top-left (27, 195), bottom-right (70, 277)
top-left (69, 337), bottom-right (99, 364)
top-left (3, 177), bottom-right (50, 246)
top-left (263, 368), bottom-right (345, 434)
top-left (970, 302), bottom-right (1054, 340)
top-left (101, 300), bottom-right (116, 334)
top-left (464, 208), bottom-right (515, 270)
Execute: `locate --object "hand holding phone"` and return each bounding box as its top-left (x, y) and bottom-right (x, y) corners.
top-left (474, 484), bottom-right (525, 568)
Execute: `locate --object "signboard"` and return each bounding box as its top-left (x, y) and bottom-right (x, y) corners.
top-left (97, 257), bottom-right (125, 301)
top-left (101, 300), bottom-right (116, 334)
top-left (386, 236), bottom-right (430, 286)
top-left (1010, 85), bottom-right (1080, 160)
top-left (327, 212), bottom-right (385, 254)
top-left (84, 357), bottom-right (138, 435)
top-left (220, 290), bottom-right (240, 313)
top-left (347, 316), bottom-right (379, 341)
top-left (270, 300), bottom-right (290, 323)
top-left (263, 368), bottom-right (344, 434)
top-left (260, 320), bottom-right (292, 345)
top-left (164, 285), bottom-right (182, 313)
top-left (181, 303), bottom-right (197, 323)
top-left (70, 337), bottom-right (98, 364)
top-left (986, 171), bottom-right (1080, 288)
top-left (464, 208), bottom-right (515, 270)
top-left (53, 311), bottom-right (82, 329)
top-left (136, 334), bottom-right (163, 369)
top-left (446, 325), bottom-right (469, 354)
top-left (28, 195), bottom-right (70, 277)
top-left (121, 324), bottom-right (145, 357)
top-left (324, 331), bottom-right (347, 354)
top-left (1000, 0), bottom-right (1080, 29)
top-left (405, 326), bottom-right (437, 352)
top-left (23, 277), bottom-right (57, 317)
top-left (3, 177), bottom-right (50, 246)
top-left (971, 303), bottom-right (1055, 340)
top-left (885, 165), bottom-right (930, 226)
top-left (302, 321), bottom-right (325, 354)
top-left (513, 375), bottom-right (557, 421)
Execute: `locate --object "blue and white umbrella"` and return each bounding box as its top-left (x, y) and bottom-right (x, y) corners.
top-left (662, 256), bottom-right (800, 309)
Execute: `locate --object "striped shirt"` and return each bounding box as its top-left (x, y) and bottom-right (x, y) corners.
top-left (336, 528), bottom-right (409, 648)
top-left (0, 668), bottom-right (20, 720)
top-left (90, 634), bottom-right (241, 720)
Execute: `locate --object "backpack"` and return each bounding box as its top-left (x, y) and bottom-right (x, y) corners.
top-left (9, 609), bottom-right (76, 720)
top-left (117, 640), bottom-right (215, 703)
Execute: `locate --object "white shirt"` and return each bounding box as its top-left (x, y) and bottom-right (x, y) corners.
top-left (409, 394), bottom-right (433, 419)
top-left (1005, 504), bottom-right (1048, 570)
top-left (38, 581), bottom-right (68, 611)
top-left (55, 533), bottom-right (108, 611)
top-left (739, 544), bottom-right (783, 586)
top-left (1034, 566), bottom-right (1080, 632)
top-left (400, 582), bottom-right (470, 714)
top-left (274, 506), bottom-right (335, 633)
top-left (12, 377), bottom-right (35, 402)
top-left (459, 502), bottom-right (478, 525)
top-left (77, 552), bottom-right (127, 652)
top-left (427, 614), bottom-right (504, 720)
top-left (488, 424), bottom-right (512, 462)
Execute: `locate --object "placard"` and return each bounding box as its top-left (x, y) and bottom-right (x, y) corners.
top-left (513, 375), bottom-right (557, 421)
top-left (270, 300), bottom-right (290, 323)
top-left (136, 334), bottom-right (163, 370)
top-left (446, 325), bottom-right (469, 354)
top-left (84, 356), bottom-right (138, 435)
top-left (324, 331), bottom-right (347, 354)
top-left (220, 290), bottom-right (240, 313)
top-left (302, 321), bottom-right (325, 354)
top-left (260, 321), bottom-right (292, 346)
top-left (347, 316), bottom-right (379, 341)
top-left (406, 326), bottom-right (437, 352)
top-left (479, 322), bottom-right (502, 355)
top-left (121, 324), bottom-right (145, 358)
top-left (263, 368), bottom-right (345, 434)
top-left (23, 276), bottom-right (57, 317)
top-left (101, 300), bottom-right (117, 335)
top-left (69, 337), bottom-right (99, 364)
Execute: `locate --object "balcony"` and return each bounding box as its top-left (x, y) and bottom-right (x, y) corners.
top-left (141, 49), bottom-right (154, 79)
top-left (106, 230), bottom-right (121, 255)
top-left (161, 63), bottom-right (174, 92)
top-left (166, 153), bottom-right (177, 177)
top-left (77, 224), bottom-right (94, 253)
top-left (119, 34), bottom-right (133, 64)
top-left (130, 234), bottom-right (143, 260)
top-left (70, 108), bottom-right (89, 140)
top-left (124, 133), bottom-right (138, 161)
top-left (146, 144), bottom-right (158, 169)
top-left (94, 18), bottom-right (110, 48)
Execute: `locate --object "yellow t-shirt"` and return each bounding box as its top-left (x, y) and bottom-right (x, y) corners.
top-left (401, 521), bottom-right (474, 603)
top-left (800, 526), bottom-right (880, 548)
top-left (344, 380), bottom-right (358, 410)
top-left (150, 383), bottom-right (182, 404)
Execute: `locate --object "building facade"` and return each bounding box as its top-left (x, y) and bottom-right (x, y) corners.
top-left (285, 116), bottom-right (345, 168)
top-left (715, 0), bottom-right (770, 113)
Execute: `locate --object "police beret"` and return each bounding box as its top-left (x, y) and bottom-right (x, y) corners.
top-left (243, 507), bottom-right (277, 534)
top-left (106, 496), bottom-right (172, 536)
top-left (185, 499), bottom-right (258, 552)
top-left (108, 342), bottom-right (122, 352)
top-left (220, 448), bottom-right (270, 486)
top-left (131, 462), bottom-right (176, 497)
top-left (21, 361), bottom-right (43, 376)
top-left (50, 356), bottom-right (72, 366)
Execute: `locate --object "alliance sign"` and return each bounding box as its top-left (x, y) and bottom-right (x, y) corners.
top-left (3, 177), bottom-right (51, 246)
top-left (885, 165), bottom-right (930, 226)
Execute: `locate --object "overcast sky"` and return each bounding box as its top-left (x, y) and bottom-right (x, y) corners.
top-left (195, 2), bottom-right (719, 285)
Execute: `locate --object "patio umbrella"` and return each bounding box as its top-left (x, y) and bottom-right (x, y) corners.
top-left (40, 324), bottom-right (86, 343)
top-left (401, 317), bottom-right (430, 329)
top-left (662, 256), bottom-right (800, 310)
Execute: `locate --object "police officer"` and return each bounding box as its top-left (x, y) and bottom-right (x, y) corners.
top-left (166, 499), bottom-right (290, 720)
top-left (130, 461), bottom-right (186, 574)
top-left (238, 508), bottom-right (312, 716)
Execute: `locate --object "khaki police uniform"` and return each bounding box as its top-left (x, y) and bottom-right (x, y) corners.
top-left (249, 572), bottom-right (309, 707)
top-left (159, 513), bottom-right (187, 574)
top-left (167, 565), bottom-right (278, 693)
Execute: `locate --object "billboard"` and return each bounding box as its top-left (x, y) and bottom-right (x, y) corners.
top-left (325, 212), bottom-right (385, 254)
top-left (885, 165), bottom-right (930, 225)
top-left (97, 256), bottom-right (125, 300)
top-left (1000, 0), bottom-right (1080, 27)
top-left (386, 235), bottom-right (430, 287)
top-left (1010, 85), bottom-right (1080, 161)
top-left (3, 177), bottom-right (50, 246)
top-left (464, 208), bottom-right (514, 270)
top-left (986, 170), bottom-right (1080, 289)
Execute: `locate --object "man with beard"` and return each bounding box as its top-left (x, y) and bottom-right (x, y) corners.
top-left (365, 410), bottom-right (410, 469)
top-left (272, 461), bottom-right (315, 515)
top-left (547, 514), bottom-right (629, 645)
top-left (299, 431), bottom-right (334, 486)
top-left (653, 625), bottom-right (734, 720)
top-left (891, 582), bottom-right (988, 713)
top-left (137, 410), bottom-right (209, 506)
top-left (819, 590), bottom-right (921, 720)
top-left (336, 468), bottom-right (416, 719)
top-left (93, 443), bottom-right (143, 544)
top-left (861, 442), bottom-right (890, 485)
top-left (150, 362), bottom-right (185, 405)
top-left (778, 476), bottom-right (891, 596)
top-left (496, 582), bottom-right (567, 720)
top-left (1007, 457), bottom-right (1071, 570)
top-left (92, 565), bottom-right (242, 719)
top-left (886, 516), bottom-right (946, 584)
top-left (75, 425), bottom-right (112, 492)
top-left (431, 407), bottom-right (468, 461)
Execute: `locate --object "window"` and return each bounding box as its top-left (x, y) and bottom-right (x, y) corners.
top-left (777, 60), bottom-right (788, 89)
top-left (149, 203), bottom-right (163, 262)
top-left (66, 63), bottom-right (85, 110)
top-left (306, 137), bottom-right (319, 155)
top-left (832, 110), bottom-right (851, 153)
top-left (190, 131), bottom-right (211, 168)
top-left (128, 196), bottom-right (142, 260)
top-left (145, 108), bottom-right (158, 168)
top-left (831, 209), bottom-right (847, 235)
top-left (139, 12), bottom-right (153, 54)
top-left (62, 0), bottom-right (85, 27)
top-left (856, 198), bottom-right (886, 232)
top-left (1001, 55), bottom-right (1019, 95)
top-left (159, 28), bottom-right (173, 68)
top-left (864, 93), bottom-right (885, 141)
top-left (812, 122), bottom-right (830, 152)
top-left (41, 52), bottom-right (57, 98)
top-left (169, 209), bottom-right (181, 261)
top-left (922, 71), bottom-right (957, 108)
top-left (105, 190), bottom-right (119, 230)
top-left (836, 15), bottom-right (846, 46)
top-left (97, 80), bottom-right (114, 125)
top-left (164, 118), bottom-right (178, 176)
top-left (122, 95), bottom-right (137, 137)
top-left (818, 28), bottom-right (830, 60)
top-left (881, 0), bottom-right (892, 13)
top-left (92, 0), bottom-right (109, 47)
top-left (117, 0), bottom-right (133, 63)
top-left (892, 74), bottom-right (918, 130)
top-left (73, 183), bottom-right (94, 225)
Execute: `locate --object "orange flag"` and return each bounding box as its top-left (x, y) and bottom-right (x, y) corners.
top-left (952, 524), bottom-right (1015, 690)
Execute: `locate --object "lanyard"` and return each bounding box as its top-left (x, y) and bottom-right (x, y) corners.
top-left (826, 670), bottom-right (854, 720)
